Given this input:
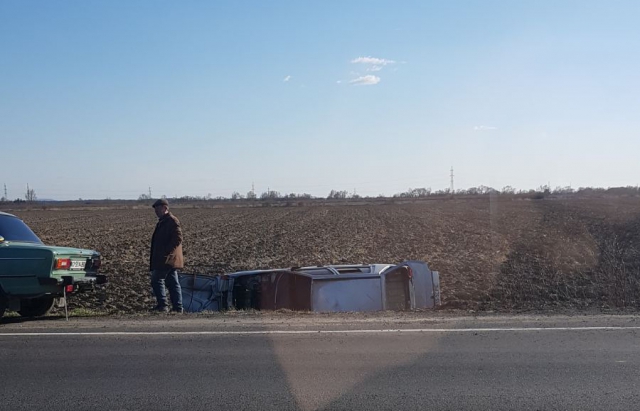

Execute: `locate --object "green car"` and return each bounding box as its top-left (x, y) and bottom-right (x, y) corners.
top-left (0, 211), bottom-right (107, 318)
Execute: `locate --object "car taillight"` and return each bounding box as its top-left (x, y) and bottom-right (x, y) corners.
top-left (406, 266), bottom-right (413, 279)
top-left (54, 258), bottom-right (71, 270)
top-left (65, 284), bottom-right (75, 293)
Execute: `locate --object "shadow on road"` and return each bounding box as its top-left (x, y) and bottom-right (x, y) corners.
top-left (0, 320), bottom-right (304, 411)
top-left (315, 329), bottom-right (639, 411)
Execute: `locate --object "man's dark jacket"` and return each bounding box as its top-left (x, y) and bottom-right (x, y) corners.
top-left (150, 212), bottom-right (184, 271)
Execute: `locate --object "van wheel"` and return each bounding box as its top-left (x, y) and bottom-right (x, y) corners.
top-left (18, 296), bottom-right (55, 318)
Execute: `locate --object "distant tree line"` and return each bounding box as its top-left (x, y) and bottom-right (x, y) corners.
top-left (392, 185), bottom-right (640, 199)
top-left (9, 185), bottom-right (637, 206)
top-left (129, 185), bottom-right (640, 203)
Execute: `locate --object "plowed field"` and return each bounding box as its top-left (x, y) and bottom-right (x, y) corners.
top-left (8, 196), bottom-right (640, 312)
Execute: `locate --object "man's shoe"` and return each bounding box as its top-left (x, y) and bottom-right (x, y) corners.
top-left (171, 307), bottom-right (184, 314)
top-left (151, 305), bottom-right (169, 313)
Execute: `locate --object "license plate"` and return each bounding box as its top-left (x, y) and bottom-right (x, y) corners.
top-left (70, 260), bottom-right (86, 271)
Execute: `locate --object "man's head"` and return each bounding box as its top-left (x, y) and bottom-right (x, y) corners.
top-left (152, 199), bottom-right (169, 218)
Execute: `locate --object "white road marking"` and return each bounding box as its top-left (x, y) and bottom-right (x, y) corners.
top-left (0, 326), bottom-right (639, 336)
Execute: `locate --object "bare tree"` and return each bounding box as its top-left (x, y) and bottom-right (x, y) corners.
top-left (394, 187), bottom-right (432, 198)
top-left (537, 184), bottom-right (551, 195)
top-left (260, 190), bottom-right (281, 200)
top-left (552, 186), bottom-right (575, 195)
top-left (25, 184), bottom-right (37, 202)
top-left (327, 190), bottom-right (349, 199)
top-left (501, 186), bottom-right (516, 195)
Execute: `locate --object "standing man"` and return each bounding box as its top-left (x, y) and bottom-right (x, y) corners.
top-left (150, 199), bottom-right (184, 313)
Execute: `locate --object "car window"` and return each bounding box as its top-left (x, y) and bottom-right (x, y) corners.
top-left (0, 216), bottom-right (42, 243)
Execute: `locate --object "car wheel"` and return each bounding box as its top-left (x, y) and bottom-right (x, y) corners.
top-left (0, 290), bottom-right (6, 318)
top-left (18, 296), bottom-right (55, 318)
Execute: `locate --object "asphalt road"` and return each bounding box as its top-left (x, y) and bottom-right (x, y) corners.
top-left (0, 314), bottom-right (639, 410)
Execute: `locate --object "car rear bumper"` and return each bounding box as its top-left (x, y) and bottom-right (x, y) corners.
top-left (40, 274), bottom-right (107, 286)
top-left (36, 274), bottom-right (107, 295)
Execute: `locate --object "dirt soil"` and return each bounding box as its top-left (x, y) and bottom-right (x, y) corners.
top-left (6, 196), bottom-right (640, 313)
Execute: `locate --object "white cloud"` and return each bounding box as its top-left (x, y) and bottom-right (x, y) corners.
top-left (350, 75), bottom-right (381, 86)
top-left (336, 80), bottom-right (342, 84)
top-left (283, 75), bottom-right (291, 82)
top-left (348, 56), bottom-right (401, 84)
top-left (351, 56), bottom-right (396, 66)
top-left (346, 57), bottom-right (400, 86)
top-left (474, 125), bottom-right (498, 131)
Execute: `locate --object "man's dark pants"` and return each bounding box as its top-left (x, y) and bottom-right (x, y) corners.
top-left (151, 269), bottom-right (183, 311)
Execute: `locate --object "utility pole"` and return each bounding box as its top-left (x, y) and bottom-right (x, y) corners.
top-left (3, 184), bottom-right (7, 200)
top-left (252, 182), bottom-right (255, 197)
top-left (148, 186), bottom-right (152, 198)
top-left (450, 167), bottom-right (455, 194)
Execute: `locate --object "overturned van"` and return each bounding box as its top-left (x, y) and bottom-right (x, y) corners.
top-left (178, 260), bottom-right (440, 313)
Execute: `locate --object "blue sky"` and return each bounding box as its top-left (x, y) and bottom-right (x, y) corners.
top-left (1, 0), bottom-right (639, 200)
